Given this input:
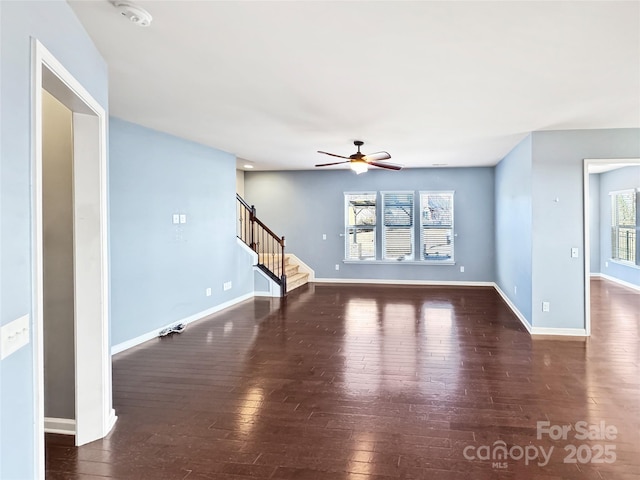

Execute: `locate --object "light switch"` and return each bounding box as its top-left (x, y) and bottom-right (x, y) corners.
top-left (322, 234), bottom-right (327, 240)
top-left (1, 315), bottom-right (30, 360)
top-left (179, 214), bottom-right (187, 224)
top-left (172, 214), bottom-right (180, 224)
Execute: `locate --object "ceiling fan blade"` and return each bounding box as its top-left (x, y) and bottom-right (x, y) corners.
top-left (315, 161), bottom-right (350, 167)
top-left (317, 150), bottom-right (351, 160)
top-left (363, 151), bottom-right (391, 162)
top-left (368, 161), bottom-right (402, 171)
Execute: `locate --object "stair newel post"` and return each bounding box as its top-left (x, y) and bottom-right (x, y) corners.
top-left (280, 236), bottom-right (287, 297)
top-left (250, 205), bottom-right (257, 252)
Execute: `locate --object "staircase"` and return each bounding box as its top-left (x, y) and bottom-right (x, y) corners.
top-left (238, 194), bottom-right (311, 296)
top-left (258, 254), bottom-right (309, 292)
top-left (284, 255), bottom-right (310, 291)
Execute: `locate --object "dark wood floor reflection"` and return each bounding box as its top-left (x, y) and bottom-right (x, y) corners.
top-left (47, 280), bottom-right (640, 479)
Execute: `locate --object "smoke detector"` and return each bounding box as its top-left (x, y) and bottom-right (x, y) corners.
top-left (112, 1), bottom-right (152, 27)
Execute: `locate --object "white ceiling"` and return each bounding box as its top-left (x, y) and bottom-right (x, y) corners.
top-left (69, 1), bottom-right (640, 171)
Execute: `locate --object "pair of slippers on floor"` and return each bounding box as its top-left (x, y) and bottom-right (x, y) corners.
top-left (159, 323), bottom-right (186, 336)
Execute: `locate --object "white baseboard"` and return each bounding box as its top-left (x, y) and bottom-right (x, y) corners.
top-left (594, 273), bottom-right (640, 291)
top-left (313, 278), bottom-right (494, 287)
top-left (492, 283), bottom-right (532, 333)
top-left (106, 408), bottom-right (117, 436)
top-left (111, 292), bottom-right (254, 355)
top-left (254, 290), bottom-right (280, 297)
top-left (44, 417), bottom-right (75, 435)
top-left (492, 284), bottom-right (588, 337)
top-left (530, 327), bottom-right (587, 336)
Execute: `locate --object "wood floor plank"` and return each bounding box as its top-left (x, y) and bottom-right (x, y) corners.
top-left (46, 279), bottom-right (639, 478)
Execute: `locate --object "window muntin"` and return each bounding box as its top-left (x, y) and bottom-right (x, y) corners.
top-left (420, 191), bottom-right (454, 261)
top-left (345, 193), bottom-right (376, 260)
top-left (611, 190), bottom-right (637, 264)
top-left (382, 192), bottom-right (414, 260)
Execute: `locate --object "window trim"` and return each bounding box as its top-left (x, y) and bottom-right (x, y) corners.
top-left (381, 190), bottom-right (415, 261)
top-left (420, 190), bottom-right (455, 263)
top-left (344, 191), bottom-right (377, 261)
top-left (609, 188), bottom-right (637, 265)
top-left (342, 190), bottom-right (457, 264)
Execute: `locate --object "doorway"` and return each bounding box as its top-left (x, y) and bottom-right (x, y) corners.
top-left (32, 40), bottom-right (115, 479)
top-left (583, 158), bottom-right (640, 336)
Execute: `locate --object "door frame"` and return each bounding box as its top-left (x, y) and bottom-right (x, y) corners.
top-left (32, 39), bottom-right (115, 479)
top-left (583, 157), bottom-right (640, 337)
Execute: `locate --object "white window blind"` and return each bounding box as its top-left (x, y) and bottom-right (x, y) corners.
top-left (382, 192), bottom-right (414, 260)
top-left (345, 193), bottom-right (376, 260)
top-left (611, 190), bottom-right (637, 264)
top-left (420, 192), bottom-right (454, 261)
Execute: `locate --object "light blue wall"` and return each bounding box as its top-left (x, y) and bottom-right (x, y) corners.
top-left (245, 167), bottom-right (495, 282)
top-left (109, 118), bottom-right (253, 346)
top-left (0, 1), bottom-right (108, 478)
top-left (494, 135), bottom-right (533, 325)
top-left (531, 129), bottom-right (640, 330)
top-left (599, 165), bottom-right (640, 286)
top-left (589, 174), bottom-right (601, 273)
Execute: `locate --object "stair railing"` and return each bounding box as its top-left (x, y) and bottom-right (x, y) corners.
top-left (237, 194), bottom-right (287, 296)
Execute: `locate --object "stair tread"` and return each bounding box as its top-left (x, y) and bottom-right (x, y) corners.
top-left (288, 272), bottom-right (308, 280)
top-left (257, 253), bottom-right (308, 292)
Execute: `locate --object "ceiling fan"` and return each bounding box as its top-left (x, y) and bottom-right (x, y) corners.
top-left (315, 140), bottom-right (402, 174)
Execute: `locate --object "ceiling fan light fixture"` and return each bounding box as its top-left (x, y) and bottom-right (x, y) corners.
top-left (316, 140), bottom-right (400, 171)
top-left (351, 161), bottom-right (368, 175)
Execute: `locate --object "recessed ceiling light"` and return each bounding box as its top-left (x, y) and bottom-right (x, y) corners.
top-left (111, 1), bottom-right (152, 27)
top-left (243, 164), bottom-right (254, 169)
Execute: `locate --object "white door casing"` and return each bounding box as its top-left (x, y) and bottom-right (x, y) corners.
top-left (32, 39), bottom-right (115, 479)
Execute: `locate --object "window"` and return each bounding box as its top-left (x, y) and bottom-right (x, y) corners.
top-left (345, 193), bottom-right (376, 260)
top-left (611, 189), bottom-right (637, 264)
top-left (382, 192), bottom-right (414, 260)
top-left (420, 191), bottom-right (454, 261)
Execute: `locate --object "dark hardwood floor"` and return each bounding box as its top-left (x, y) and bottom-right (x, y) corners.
top-left (46, 279), bottom-right (640, 479)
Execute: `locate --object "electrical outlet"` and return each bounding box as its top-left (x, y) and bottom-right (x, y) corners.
top-left (206, 288), bottom-right (212, 297)
top-left (179, 214), bottom-right (187, 224)
top-left (542, 301), bottom-right (550, 312)
top-left (322, 234), bottom-right (327, 240)
top-left (335, 264), bottom-right (340, 271)
top-left (223, 281), bottom-right (232, 291)
top-left (571, 247), bottom-right (578, 258)
top-left (172, 214), bottom-right (180, 224)
top-left (460, 266), bottom-right (464, 273)
top-left (605, 261), bottom-right (609, 268)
